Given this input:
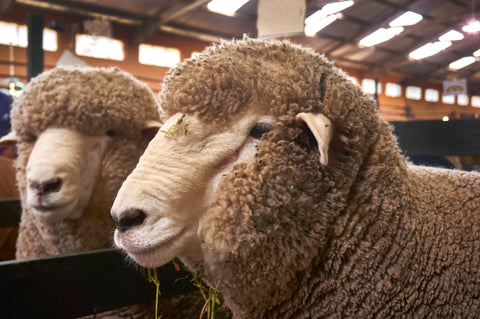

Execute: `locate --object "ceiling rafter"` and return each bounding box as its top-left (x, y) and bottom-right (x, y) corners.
top-left (132, 0), bottom-right (210, 44)
top-left (0, 0), bottom-right (15, 16)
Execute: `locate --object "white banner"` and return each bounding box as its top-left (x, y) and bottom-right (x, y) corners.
top-left (257, 0), bottom-right (306, 38)
top-left (443, 78), bottom-right (467, 96)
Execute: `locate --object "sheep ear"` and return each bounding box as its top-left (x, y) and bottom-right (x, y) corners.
top-left (142, 120), bottom-right (162, 142)
top-left (0, 131), bottom-right (18, 147)
top-left (295, 112), bottom-right (332, 165)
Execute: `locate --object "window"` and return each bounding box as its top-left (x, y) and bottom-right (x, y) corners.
top-left (472, 96), bottom-right (480, 108)
top-left (385, 82), bottom-right (402, 97)
top-left (425, 89), bottom-right (439, 102)
top-left (406, 86), bottom-right (421, 100)
top-left (75, 34), bottom-right (124, 61)
top-left (361, 79), bottom-right (381, 95)
top-left (0, 21), bottom-right (57, 51)
top-left (191, 51), bottom-right (202, 58)
top-left (457, 94), bottom-right (469, 106)
top-left (139, 44), bottom-right (181, 68)
top-left (442, 94), bottom-right (455, 104)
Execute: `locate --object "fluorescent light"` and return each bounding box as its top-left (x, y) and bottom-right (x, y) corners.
top-left (207, 0), bottom-right (249, 16)
top-left (389, 11), bottom-right (423, 27)
top-left (449, 56), bottom-right (476, 70)
top-left (305, 10), bottom-right (328, 25)
top-left (462, 19), bottom-right (480, 33)
top-left (305, 1), bottom-right (354, 25)
top-left (358, 27), bottom-right (404, 47)
top-left (408, 41), bottom-right (452, 60)
top-left (322, 0), bottom-right (354, 15)
top-left (474, 48), bottom-right (480, 57)
top-left (438, 30), bottom-right (464, 41)
top-left (305, 15), bottom-right (338, 37)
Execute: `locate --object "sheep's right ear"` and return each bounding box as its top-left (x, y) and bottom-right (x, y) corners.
top-left (142, 120), bottom-right (162, 142)
top-left (295, 113), bottom-right (332, 165)
top-left (0, 131), bottom-right (18, 147)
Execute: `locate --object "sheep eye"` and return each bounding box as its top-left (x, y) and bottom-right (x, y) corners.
top-left (106, 129), bottom-right (116, 137)
top-left (249, 123), bottom-right (273, 139)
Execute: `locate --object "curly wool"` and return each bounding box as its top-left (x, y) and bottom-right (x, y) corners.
top-left (159, 37), bottom-right (480, 318)
top-left (12, 66), bottom-right (159, 257)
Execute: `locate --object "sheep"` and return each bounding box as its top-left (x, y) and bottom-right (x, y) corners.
top-left (0, 66), bottom-right (205, 318)
top-left (111, 37), bottom-right (480, 318)
top-left (0, 66), bottom-right (162, 258)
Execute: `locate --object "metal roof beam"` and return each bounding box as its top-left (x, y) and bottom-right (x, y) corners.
top-left (133, 0), bottom-right (210, 44)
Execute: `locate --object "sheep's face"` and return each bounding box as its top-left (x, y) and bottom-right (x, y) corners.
top-left (112, 107), bottom-right (332, 273)
top-left (112, 109), bottom-right (267, 266)
top-left (25, 127), bottom-right (111, 223)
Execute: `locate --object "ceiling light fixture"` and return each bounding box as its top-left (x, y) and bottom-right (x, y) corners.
top-left (358, 27), bottom-right (404, 47)
top-left (207, 0), bottom-right (250, 16)
top-left (462, 0), bottom-right (480, 33)
top-left (408, 41), bottom-right (452, 60)
top-left (438, 29), bottom-right (464, 41)
top-left (304, 1), bottom-right (354, 36)
top-left (389, 11), bottom-right (423, 27)
top-left (305, 14), bottom-right (338, 37)
top-left (357, 10), bottom-right (421, 48)
top-left (321, 0), bottom-right (355, 15)
top-left (474, 48), bottom-right (480, 57)
top-left (462, 19), bottom-right (480, 33)
top-left (449, 56), bottom-right (476, 70)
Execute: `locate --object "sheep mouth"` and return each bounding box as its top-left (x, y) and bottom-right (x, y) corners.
top-left (30, 199), bottom-right (78, 221)
top-left (127, 226), bottom-right (188, 255)
top-left (116, 224), bottom-right (195, 268)
top-left (31, 199), bottom-right (75, 212)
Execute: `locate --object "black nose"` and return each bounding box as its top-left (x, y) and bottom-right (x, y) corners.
top-left (30, 178), bottom-right (63, 196)
top-left (113, 209), bottom-right (147, 232)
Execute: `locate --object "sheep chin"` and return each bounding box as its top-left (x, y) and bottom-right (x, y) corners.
top-left (30, 198), bottom-right (79, 223)
top-left (115, 222), bottom-right (200, 268)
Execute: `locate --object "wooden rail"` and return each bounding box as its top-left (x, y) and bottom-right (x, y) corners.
top-left (1, 119), bottom-right (479, 317)
top-left (0, 249), bottom-right (195, 318)
top-left (392, 119), bottom-right (480, 156)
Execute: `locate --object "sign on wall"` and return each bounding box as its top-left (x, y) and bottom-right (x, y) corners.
top-left (443, 78), bottom-right (467, 96)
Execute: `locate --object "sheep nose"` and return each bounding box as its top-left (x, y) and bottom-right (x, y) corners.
top-left (30, 178), bottom-right (63, 196)
top-left (113, 209), bottom-right (147, 232)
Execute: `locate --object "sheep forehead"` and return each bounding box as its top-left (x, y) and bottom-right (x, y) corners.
top-left (159, 38), bottom-right (331, 121)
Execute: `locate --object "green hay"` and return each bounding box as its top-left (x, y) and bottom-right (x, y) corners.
top-left (146, 262), bottom-right (231, 319)
top-left (191, 265), bottom-right (230, 319)
top-left (160, 114), bottom-right (189, 136)
top-left (148, 268), bottom-right (162, 319)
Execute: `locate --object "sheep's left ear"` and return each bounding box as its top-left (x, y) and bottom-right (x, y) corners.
top-left (142, 120), bottom-right (162, 142)
top-left (0, 131), bottom-right (18, 147)
top-left (295, 113), bottom-right (332, 165)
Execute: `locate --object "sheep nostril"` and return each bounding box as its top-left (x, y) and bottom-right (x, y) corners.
top-left (31, 178), bottom-right (63, 196)
top-left (114, 209), bottom-right (147, 232)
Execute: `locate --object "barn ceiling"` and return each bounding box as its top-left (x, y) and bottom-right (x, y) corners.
top-left (3, 0), bottom-right (480, 94)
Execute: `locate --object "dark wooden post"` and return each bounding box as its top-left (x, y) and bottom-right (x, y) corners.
top-left (27, 14), bottom-right (44, 81)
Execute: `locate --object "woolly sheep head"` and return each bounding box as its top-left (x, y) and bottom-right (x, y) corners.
top-left (1, 67), bottom-right (161, 224)
top-left (111, 38), bottom-right (392, 314)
